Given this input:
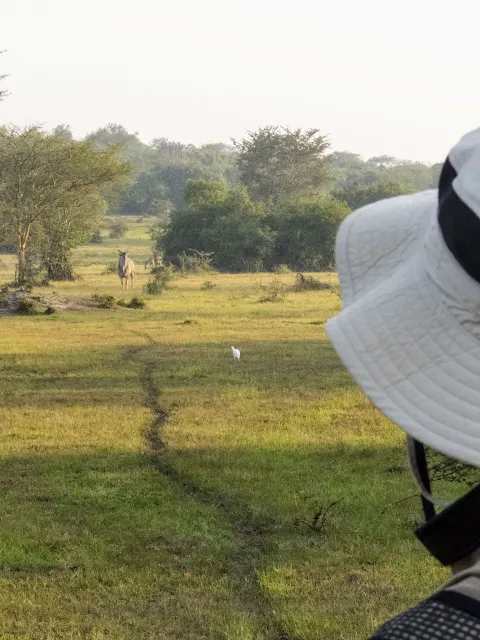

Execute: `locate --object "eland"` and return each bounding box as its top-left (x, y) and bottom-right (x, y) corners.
top-left (118, 250), bottom-right (135, 290)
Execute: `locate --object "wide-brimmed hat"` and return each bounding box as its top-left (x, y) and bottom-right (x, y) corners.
top-left (326, 128), bottom-right (480, 468)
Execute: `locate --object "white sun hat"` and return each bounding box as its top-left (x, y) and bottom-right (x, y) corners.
top-left (326, 128), bottom-right (480, 469)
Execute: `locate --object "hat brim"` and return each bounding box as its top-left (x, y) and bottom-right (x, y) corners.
top-left (326, 213), bottom-right (480, 467)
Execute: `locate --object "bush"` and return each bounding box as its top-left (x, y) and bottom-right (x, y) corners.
top-left (268, 195), bottom-right (350, 271)
top-left (103, 262), bottom-right (118, 275)
top-left (91, 293), bottom-right (117, 309)
top-left (274, 264), bottom-right (292, 274)
top-left (17, 298), bottom-right (42, 315)
top-left (44, 306), bottom-right (57, 315)
top-left (201, 280), bottom-right (216, 290)
top-left (109, 220), bottom-right (129, 239)
top-left (291, 273), bottom-right (332, 292)
top-left (143, 264), bottom-right (176, 296)
top-left (258, 278), bottom-right (287, 303)
top-left (118, 296), bottom-right (146, 309)
top-left (89, 229), bottom-right (103, 244)
top-left (178, 250), bottom-right (215, 274)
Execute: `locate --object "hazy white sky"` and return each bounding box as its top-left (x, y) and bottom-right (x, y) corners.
top-left (1, 0), bottom-right (479, 163)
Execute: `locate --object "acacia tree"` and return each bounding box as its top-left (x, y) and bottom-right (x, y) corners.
top-left (0, 126), bottom-right (131, 283)
top-left (334, 180), bottom-right (414, 210)
top-left (233, 126), bottom-right (331, 202)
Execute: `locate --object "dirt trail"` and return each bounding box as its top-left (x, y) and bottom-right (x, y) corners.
top-left (128, 332), bottom-right (295, 640)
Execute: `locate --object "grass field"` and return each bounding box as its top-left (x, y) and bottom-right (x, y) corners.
top-left (0, 218), bottom-right (449, 639)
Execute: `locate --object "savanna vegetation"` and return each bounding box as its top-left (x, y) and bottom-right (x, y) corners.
top-left (0, 229), bottom-right (450, 638)
top-left (0, 114), bottom-right (442, 283)
top-left (0, 60), bottom-right (453, 638)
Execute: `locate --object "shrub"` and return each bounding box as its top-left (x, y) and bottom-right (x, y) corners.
top-left (291, 273), bottom-right (332, 292)
top-left (258, 278), bottom-right (287, 303)
top-left (143, 264), bottom-right (176, 295)
top-left (118, 296), bottom-right (146, 309)
top-left (89, 229), bottom-right (103, 244)
top-left (17, 298), bottom-right (42, 315)
top-left (274, 264), bottom-right (292, 274)
top-left (44, 306), bottom-right (57, 315)
top-left (103, 262), bottom-right (118, 275)
top-left (109, 220), bottom-right (129, 239)
top-left (91, 293), bottom-right (117, 309)
top-left (177, 250), bottom-right (215, 274)
top-left (201, 280), bottom-right (216, 290)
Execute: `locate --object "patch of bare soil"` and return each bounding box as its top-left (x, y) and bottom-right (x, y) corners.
top-left (0, 290), bottom-right (107, 315)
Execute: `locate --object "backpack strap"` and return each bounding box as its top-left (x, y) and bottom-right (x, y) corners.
top-left (432, 589), bottom-right (480, 618)
top-left (370, 588), bottom-right (480, 638)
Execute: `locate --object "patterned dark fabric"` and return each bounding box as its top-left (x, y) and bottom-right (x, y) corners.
top-left (371, 591), bottom-right (480, 639)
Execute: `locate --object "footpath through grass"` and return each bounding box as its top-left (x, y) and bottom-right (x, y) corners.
top-left (0, 247), bottom-right (448, 638)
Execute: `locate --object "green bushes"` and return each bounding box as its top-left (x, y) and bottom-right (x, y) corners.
top-left (159, 180), bottom-right (350, 273)
top-left (143, 265), bottom-right (176, 295)
top-left (291, 273), bottom-right (333, 292)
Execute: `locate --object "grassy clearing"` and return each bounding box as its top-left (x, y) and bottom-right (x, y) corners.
top-left (0, 221), bottom-right (449, 639)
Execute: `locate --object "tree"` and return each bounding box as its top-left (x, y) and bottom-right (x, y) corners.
top-left (109, 219), bottom-right (129, 239)
top-left (0, 126), bottom-right (131, 283)
top-left (334, 180), bottom-right (415, 211)
top-left (161, 180), bottom-right (275, 272)
top-left (41, 194), bottom-right (107, 280)
top-left (233, 126), bottom-right (331, 202)
top-left (87, 123), bottom-right (152, 171)
top-left (368, 155), bottom-right (398, 168)
top-left (268, 196), bottom-right (350, 270)
top-left (0, 50), bottom-right (8, 102)
top-left (184, 179), bottom-right (229, 208)
top-left (52, 124), bottom-right (73, 140)
top-left (330, 151), bottom-right (441, 193)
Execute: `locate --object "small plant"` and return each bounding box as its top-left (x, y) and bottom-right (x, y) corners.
top-left (16, 298), bottom-right (42, 315)
top-left (274, 264), bottom-right (292, 274)
top-left (89, 229), bottom-right (103, 244)
top-left (177, 249), bottom-right (215, 274)
top-left (44, 306), bottom-right (57, 315)
top-left (258, 278), bottom-right (287, 303)
top-left (91, 293), bottom-right (117, 309)
top-left (103, 262), bottom-right (118, 275)
top-left (143, 264), bottom-right (176, 296)
top-left (201, 280), bottom-right (216, 291)
top-left (118, 296), bottom-right (146, 309)
top-left (295, 499), bottom-right (342, 535)
top-left (0, 287), bottom-right (9, 306)
top-left (291, 273), bottom-right (332, 292)
top-left (108, 220), bottom-right (129, 239)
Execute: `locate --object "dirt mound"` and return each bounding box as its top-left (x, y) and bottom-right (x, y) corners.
top-left (0, 290), bottom-right (107, 315)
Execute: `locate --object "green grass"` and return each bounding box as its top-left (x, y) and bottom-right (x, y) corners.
top-left (0, 220), bottom-right (449, 639)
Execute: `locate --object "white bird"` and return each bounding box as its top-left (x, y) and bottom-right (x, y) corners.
top-left (231, 346), bottom-right (241, 361)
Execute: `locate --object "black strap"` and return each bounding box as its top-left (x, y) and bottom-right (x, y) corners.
top-left (433, 590), bottom-right (480, 619)
top-left (413, 439), bottom-right (436, 521)
top-left (416, 483), bottom-right (480, 566)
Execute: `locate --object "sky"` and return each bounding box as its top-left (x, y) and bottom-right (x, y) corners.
top-left (1, 0), bottom-right (479, 163)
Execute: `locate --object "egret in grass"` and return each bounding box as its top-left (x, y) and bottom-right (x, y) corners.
top-left (231, 346), bottom-right (240, 362)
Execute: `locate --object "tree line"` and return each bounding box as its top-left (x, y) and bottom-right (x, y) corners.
top-left (0, 74), bottom-right (442, 280)
top-left (84, 123), bottom-right (440, 272)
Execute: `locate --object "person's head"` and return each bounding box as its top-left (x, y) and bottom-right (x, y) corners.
top-left (326, 128), bottom-right (480, 569)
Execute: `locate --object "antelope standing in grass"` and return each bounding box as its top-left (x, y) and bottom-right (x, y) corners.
top-left (118, 250), bottom-right (135, 290)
